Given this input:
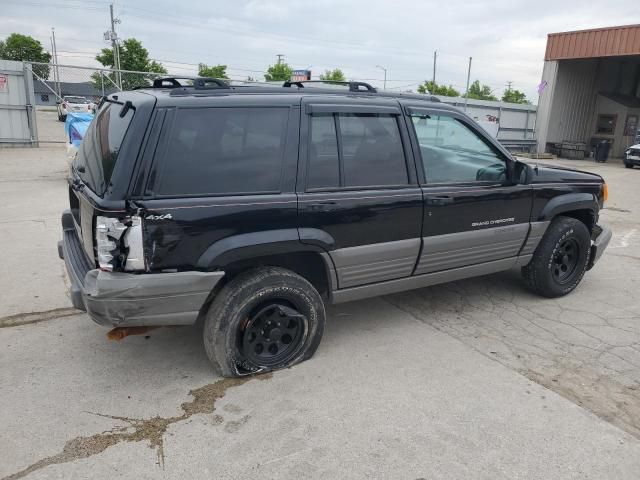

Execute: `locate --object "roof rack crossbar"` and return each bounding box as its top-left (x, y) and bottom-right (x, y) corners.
top-left (193, 77), bottom-right (230, 89)
top-left (283, 80), bottom-right (377, 93)
top-left (149, 76), bottom-right (230, 89)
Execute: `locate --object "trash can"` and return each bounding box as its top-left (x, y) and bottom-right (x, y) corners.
top-left (595, 140), bottom-right (611, 163)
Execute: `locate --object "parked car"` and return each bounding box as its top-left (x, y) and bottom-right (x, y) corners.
top-left (58, 78), bottom-right (611, 377)
top-left (624, 144), bottom-right (640, 168)
top-left (57, 96), bottom-right (96, 121)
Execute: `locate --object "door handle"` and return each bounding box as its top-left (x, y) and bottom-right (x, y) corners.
top-left (307, 201), bottom-right (337, 212)
top-left (427, 195), bottom-right (454, 206)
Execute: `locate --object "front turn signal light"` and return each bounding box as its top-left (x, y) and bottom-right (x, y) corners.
top-left (602, 183), bottom-right (608, 204)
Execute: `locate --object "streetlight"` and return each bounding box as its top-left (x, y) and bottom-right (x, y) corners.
top-left (376, 65), bottom-right (387, 90)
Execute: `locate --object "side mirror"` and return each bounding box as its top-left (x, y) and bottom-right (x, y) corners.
top-left (512, 160), bottom-right (529, 185)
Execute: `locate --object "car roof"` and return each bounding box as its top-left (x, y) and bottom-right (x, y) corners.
top-left (127, 80), bottom-right (458, 111)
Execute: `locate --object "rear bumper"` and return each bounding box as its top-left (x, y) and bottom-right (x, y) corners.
top-left (58, 210), bottom-right (224, 327)
top-left (587, 223), bottom-right (612, 270)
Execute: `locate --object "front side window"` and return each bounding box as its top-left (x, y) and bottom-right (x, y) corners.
top-left (156, 107), bottom-right (289, 196)
top-left (307, 112), bottom-right (408, 190)
top-left (411, 114), bottom-right (507, 184)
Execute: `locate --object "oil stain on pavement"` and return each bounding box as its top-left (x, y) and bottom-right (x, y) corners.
top-left (2, 373), bottom-right (271, 480)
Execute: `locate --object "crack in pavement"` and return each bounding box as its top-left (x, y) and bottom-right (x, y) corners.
top-left (384, 276), bottom-right (640, 441)
top-left (0, 308), bottom-right (80, 328)
top-left (1, 373), bottom-right (272, 480)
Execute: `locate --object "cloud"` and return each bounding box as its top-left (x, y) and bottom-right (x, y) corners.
top-left (1, 0), bottom-right (638, 100)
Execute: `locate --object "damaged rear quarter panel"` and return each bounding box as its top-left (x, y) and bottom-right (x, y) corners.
top-left (139, 194), bottom-right (299, 271)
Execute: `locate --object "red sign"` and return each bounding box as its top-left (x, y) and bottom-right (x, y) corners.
top-left (0, 75), bottom-right (8, 92)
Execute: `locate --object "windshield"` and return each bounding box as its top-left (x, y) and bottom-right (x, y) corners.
top-left (65, 96), bottom-right (90, 104)
top-left (73, 103), bottom-right (134, 195)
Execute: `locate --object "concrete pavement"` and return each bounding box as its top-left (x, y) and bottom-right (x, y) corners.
top-left (2, 301), bottom-right (639, 479)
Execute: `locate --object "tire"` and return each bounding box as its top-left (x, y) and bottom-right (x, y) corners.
top-left (203, 267), bottom-right (326, 377)
top-left (625, 162), bottom-right (633, 169)
top-left (522, 216), bottom-right (591, 298)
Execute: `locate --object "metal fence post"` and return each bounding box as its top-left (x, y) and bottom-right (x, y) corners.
top-left (22, 63), bottom-right (39, 147)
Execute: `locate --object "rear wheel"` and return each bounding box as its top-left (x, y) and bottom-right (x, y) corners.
top-left (522, 216), bottom-right (591, 298)
top-left (203, 267), bottom-right (325, 377)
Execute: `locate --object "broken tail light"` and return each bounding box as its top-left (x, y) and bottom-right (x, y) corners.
top-left (95, 216), bottom-right (145, 272)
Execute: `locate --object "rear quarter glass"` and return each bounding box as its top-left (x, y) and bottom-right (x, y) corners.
top-left (73, 103), bottom-right (135, 196)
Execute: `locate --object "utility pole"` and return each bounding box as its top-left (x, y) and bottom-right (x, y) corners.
top-left (432, 50), bottom-right (437, 86)
top-left (276, 54), bottom-right (284, 65)
top-left (51, 27), bottom-right (61, 98)
top-left (109, 3), bottom-right (122, 89)
top-left (506, 80), bottom-right (513, 92)
top-left (376, 65), bottom-right (387, 90)
top-left (463, 56), bottom-right (472, 112)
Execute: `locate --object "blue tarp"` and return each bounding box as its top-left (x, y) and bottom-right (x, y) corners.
top-left (64, 112), bottom-right (94, 147)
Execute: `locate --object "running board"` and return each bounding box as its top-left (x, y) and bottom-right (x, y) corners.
top-left (330, 256), bottom-right (531, 304)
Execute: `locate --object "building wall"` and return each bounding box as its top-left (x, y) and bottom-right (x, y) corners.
top-left (546, 59), bottom-right (600, 146)
top-left (591, 95), bottom-right (640, 157)
top-left (435, 96), bottom-right (536, 144)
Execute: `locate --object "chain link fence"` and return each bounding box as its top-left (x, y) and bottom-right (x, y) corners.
top-left (28, 62), bottom-right (166, 107)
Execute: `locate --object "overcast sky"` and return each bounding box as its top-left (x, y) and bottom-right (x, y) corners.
top-left (2, 0), bottom-right (639, 100)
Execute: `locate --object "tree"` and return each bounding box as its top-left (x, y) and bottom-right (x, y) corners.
top-left (319, 68), bottom-right (346, 82)
top-left (198, 63), bottom-right (228, 79)
top-left (501, 88), bottom-right (530, 104)
top-left (92, 38), bottom-right (166, 91)
top-left (264, 62), bottom-right (292, 82)
top-left (0, 33), bottom-right (51, 79)
top-left (464, 80), bottom-right (497, 101)
top-left (417, 80), bottom-right (460, 97)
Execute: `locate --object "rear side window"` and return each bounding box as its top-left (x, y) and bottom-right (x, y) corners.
top-left (74, 103), bottom-right (134, 195)
top-left (307, 113), bottom-right (408, 190)
top-left (156, 107), bottom-right (289, 196)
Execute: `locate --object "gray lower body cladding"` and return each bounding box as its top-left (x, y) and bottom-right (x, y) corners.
top-left (59, 217), bottom-right (224, 327)
top-left (329, 238), bottom-right (421, 288)
top-left (416, 223), bottom-right (532, 275)
top-left (332, 256), bottom-right (531, 304)
top-left (520, 221), bottom-right (551, 256)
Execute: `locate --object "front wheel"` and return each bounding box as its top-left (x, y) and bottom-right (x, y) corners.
top-left (625, 162), bottom-right (634, 169)
top-left (522, 216), bottom-right (591, 298)
top-left (203, 267), bottom-right (326, 377)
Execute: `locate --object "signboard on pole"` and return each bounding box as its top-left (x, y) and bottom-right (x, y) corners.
top-left (290, 70), bottom-right (311, 82)
top-left (0, 74), bottom-right (8, 92)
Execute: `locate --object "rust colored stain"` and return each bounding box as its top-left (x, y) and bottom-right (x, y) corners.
top-left (107, 326), bottom-right (159, 341)
top-left (545, 24), bottom-right (640, 60)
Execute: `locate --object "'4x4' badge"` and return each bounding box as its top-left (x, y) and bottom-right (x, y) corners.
top-left (146, 213), bottom-right (173, 221)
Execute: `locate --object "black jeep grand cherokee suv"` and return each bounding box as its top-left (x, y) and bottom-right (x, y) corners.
top-left (58, 78), bottom-right (611, 377)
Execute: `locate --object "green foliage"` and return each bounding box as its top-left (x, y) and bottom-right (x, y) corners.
top-left (417, 80), bottom-right (460, 97)
top-left (464, 80), bottom-right (497, 101)
top-left (264, 62), bottom-right (293, 82)
top-left (0, 33), bottom-right (51, 79)
top-left (501, 88), bottom-right (530, 104)
top-left (198, 63), bottom-right (228, 79)
top-left (92, 38), bottom-right (166, 91)
top-left (319, 68), bottom-right (346, 82)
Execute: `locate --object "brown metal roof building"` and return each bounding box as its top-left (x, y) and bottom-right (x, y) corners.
top-left (536, 25), bottom-right (640, 158)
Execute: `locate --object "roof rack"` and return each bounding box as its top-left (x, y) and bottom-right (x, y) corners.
top-left (283, 80), bottom-right (377, 93)
top-left (144, 76), bottom-right (230, 89)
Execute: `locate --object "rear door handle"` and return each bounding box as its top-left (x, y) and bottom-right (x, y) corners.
top-left (307, 201), bottom-right (338, 212)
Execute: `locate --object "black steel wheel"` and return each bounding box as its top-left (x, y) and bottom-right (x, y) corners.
top-left (203, 267), bottom-right (326, 377)
top-left (241, 302), bottom-right (307, 367)
top-left (522, 216), bottom-right (591, 298)
top-left (551, 237), bottom-right (580, 284)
